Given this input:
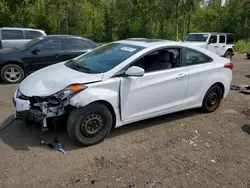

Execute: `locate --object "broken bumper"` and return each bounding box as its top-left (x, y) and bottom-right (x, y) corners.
top-left (13, 89), bottom-right (66, 123)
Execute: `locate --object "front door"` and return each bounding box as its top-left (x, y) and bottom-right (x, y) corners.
top-left (207, 35), bottom-right (218, 55)
top-left (120, 48), bottom-right (189, 123)
top-left (27, 38), bottom-right (63, 73)
top-left (217, 34), bottom-right (227, 56)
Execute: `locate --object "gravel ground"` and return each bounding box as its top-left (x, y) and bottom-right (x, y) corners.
top-left (1, 54), bottom-right (250, 188)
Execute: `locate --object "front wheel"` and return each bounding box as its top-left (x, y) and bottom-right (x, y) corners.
top-left (67, 103), bottom-right (113, 146)
top-left (0, 64), bottom-right (25, 84)
top-left (202, 85), bottom-right (223, 113)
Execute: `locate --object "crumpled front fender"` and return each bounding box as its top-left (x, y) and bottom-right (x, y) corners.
top-left (69, 78), bottom-right (120, 109)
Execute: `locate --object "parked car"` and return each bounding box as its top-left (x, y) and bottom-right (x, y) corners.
top-left (0, 35), bottom-right (99, 84)
top-left (0, 27), bottom-right (46, 49)
top-left (184, 32), bottom-right (235, 59)
top-left (247, 50), bottom-right (250, 59)
top-left (13, 38), bottom-right (233, 146)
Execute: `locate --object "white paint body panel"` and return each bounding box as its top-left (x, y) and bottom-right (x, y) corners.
top-left (120, 67), bottom-right (188, 123)
top-left (15, 39), bottom-right (233, 128)
top-left (19, 61), bottom-right (103, 97)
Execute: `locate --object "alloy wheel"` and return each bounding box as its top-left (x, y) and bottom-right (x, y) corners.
top-left (4, 67), bottom-right (21, 83)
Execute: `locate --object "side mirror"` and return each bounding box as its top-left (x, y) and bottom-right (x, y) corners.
top-left (125, 66), bottom-right (145, 77)
top-left (32, 48), bottom-right (40, 54)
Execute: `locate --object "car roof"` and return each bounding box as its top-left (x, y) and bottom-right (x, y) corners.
top-left (115, 38), bottom-right (181, 47)
top-left (188, 32), bottom-right (234, 35)
top-left (0, 27), bottom-right (45, 32)
top-left (114, 38), bottom-right (221, 59)
top-left (42, 35), bottom-right (91, 40)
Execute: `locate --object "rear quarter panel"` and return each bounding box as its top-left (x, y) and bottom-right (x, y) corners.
top-left (182, 56), bottom-right (232, 109)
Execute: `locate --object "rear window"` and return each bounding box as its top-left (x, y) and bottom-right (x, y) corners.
top-left (1, 30), bottom-right (24, 40)
top-left (63, 38), bottom-right (92, 50)
top-left (219, 35), bottom-right (226, 43)
top-left (25, 30), bottom-right (43, 39)
top-left (226, 34), bottom-right (235, 44)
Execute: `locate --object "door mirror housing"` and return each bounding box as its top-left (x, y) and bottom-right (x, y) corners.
top-left (32, 48), bottom-right (40, 54)
top-left (125, 66), bottom-right (145, 77)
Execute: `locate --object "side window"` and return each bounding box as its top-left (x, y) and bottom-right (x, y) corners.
top-left (184, 48), bottom-right (212, 66)
top-left (219, 35), bottom-right (226, 43)
top-left (82, 40), bottom-right (91, 50)
top-left (25, 30), bottom-right (43, 39)
top-left (1, 30), bottom-right (24, 40)
top-left (131, 48), bottom-right (181, 73)
top-left (226, 34), bottom-right (235, 44)
top-left (63, 38), bottom-right (83, 50)
top-left (209, 35), bottom-right (217, 43)
top-left (37, 38), bottom-right (61, 51)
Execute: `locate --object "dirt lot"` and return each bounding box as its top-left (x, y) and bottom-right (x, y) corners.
top-left (1, 54), bottom-right (250, 188)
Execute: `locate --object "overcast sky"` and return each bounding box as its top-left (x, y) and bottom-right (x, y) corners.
top-left (221, 0), bottom-right (226, 5)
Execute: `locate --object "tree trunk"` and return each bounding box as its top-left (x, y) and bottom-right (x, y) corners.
top-left (182, 13), bottom-right (186, 41)
top-left (175, 0), bottom-right (179, 41)
top-left (65, 0), bottom-right (69, 34)
top-left (187, 13), bottom-right (191, 34)
top-left (165, 17), bottom-right (168, 39)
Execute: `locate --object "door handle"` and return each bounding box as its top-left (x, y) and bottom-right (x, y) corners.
top-left (3, 42), bottom-right (9, 44)
top-left (55, 54), bottom-right (60, 58)
top-left (176, 73), bottom-right (186, 80)
top-left (214, 46), bottom-right (219, 48)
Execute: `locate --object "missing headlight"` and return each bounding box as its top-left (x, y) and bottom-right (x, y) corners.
top-left (47, 96), bottom-right (60, 105)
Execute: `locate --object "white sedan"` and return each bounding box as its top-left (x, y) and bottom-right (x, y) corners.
top-left (13, 38), bottom-right (233, 146)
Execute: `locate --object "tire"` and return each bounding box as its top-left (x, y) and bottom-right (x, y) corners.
top-left (0, 64), bottom-right (25, 84)
top-left (202, 85), bottom-right (223, 113)
top-left (67, 103), bottom-right (113, 146)
top-left (224, 50), bottom-right (232, 60)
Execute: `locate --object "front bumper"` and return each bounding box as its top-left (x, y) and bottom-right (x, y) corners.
top-left (13, 89), bottom-right (66, 123)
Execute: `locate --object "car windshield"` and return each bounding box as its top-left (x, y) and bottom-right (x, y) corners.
top-left (18, 37), bottom-right (43, 50)
top-left (65, 43), bottom-right (144, 73)
top-left (185, 34), bottom-right (209, 42)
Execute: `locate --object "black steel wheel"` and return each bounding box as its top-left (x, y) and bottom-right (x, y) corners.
top-left (67, 103), bottom-right (113, 146)
top-left (202, 85), bottom-right (223, 113)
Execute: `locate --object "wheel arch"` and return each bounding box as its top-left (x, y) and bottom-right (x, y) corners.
top-left (0, 60), bottom-right (26, 74)
top-left (208, 82), bottom-right (225, 97)
top-left (84, 100), bottom-right (117, 129)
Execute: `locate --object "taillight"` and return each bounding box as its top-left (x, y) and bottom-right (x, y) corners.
top-left (224, 62), bottom-right (233, 70)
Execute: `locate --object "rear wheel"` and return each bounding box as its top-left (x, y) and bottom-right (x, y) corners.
top-left (0, 64), bottom-right (25, 84)
top-left (67, 103), bottom-right (113, 146)
top-left (202, 85), bottom-right (223, 113)
top-left (224, 50), bottom-right (232, 60)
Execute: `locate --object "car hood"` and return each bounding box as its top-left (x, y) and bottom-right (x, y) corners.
top-left (0, 48), bottom-right (19, 55)
top-left (184, 41), bottom-right (207, 48)
top-left (19, 62), bottom-right (104, 97)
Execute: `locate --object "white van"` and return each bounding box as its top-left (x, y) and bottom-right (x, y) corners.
top-left (184, 32), bottom-right (235, 59)
top-left (0, 27), bottom-right (46, 49)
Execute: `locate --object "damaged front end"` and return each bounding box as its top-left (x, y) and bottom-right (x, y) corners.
top-left (13, 84), bottom-right (87, 129)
